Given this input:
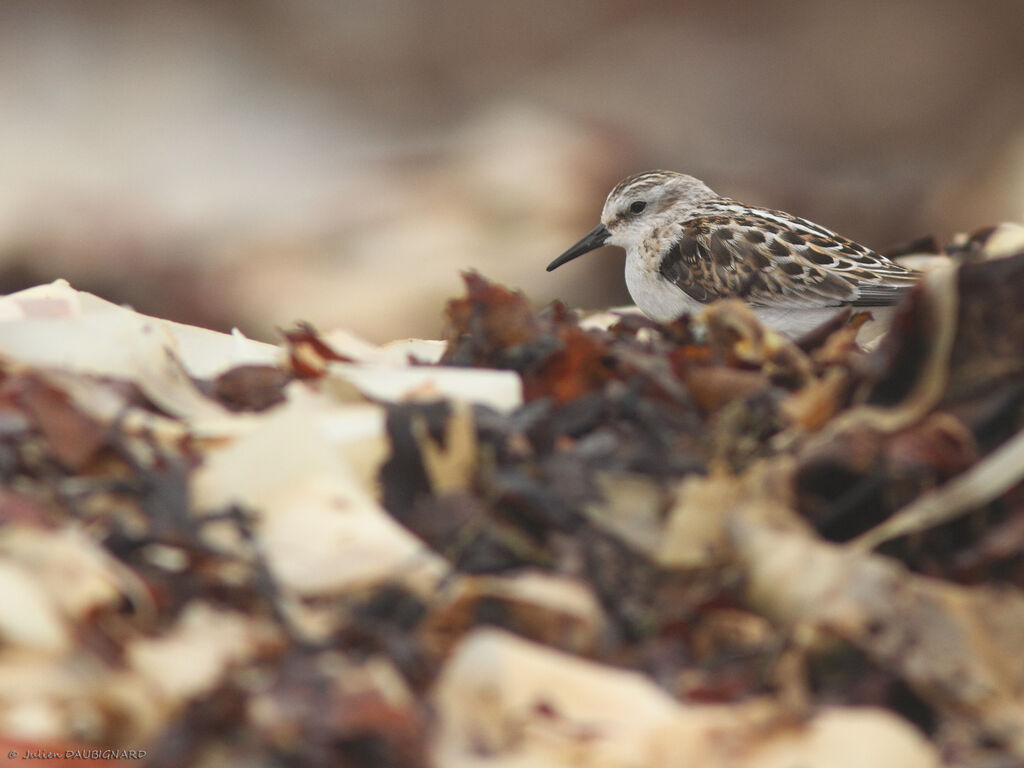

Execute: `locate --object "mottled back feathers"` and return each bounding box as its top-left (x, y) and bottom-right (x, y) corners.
top-left (657, 202), bottom-right (916, 309)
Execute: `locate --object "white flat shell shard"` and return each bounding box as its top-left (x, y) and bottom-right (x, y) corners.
top-left (327, 362), bottom-right (522, 413)
top-left (190, 398), bottom-right (449, 598)
top-left (431, 628), bottom-right (938, 768)
top-left (0, 279), bottom-right (280, 379)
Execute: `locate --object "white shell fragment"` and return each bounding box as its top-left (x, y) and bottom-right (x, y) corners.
top-left (191, 397), bottom-right (449, 599)
top-left (431, 629), bottom-right (938, 768)
top-left (327, 361), bottom-right (522, 413)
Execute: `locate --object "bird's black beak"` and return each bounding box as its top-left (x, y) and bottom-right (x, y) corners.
top-left (546, 224), bottom-right (611, 272)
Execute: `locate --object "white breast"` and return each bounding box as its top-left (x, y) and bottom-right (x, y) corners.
top-left (749, 306), bottom-right (846, 337)
top-left (624, 249), bottom-right (704, 322)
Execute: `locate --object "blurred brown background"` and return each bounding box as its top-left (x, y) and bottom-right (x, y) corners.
top-left (1, 0), bottom-right (1022, 342)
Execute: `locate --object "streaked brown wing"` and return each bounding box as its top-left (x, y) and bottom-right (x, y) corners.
top-left (658, 214), bottom-right (917, 309)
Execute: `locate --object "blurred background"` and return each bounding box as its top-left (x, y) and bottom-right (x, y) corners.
top-left (1, 0), bottom-right (1022, 342)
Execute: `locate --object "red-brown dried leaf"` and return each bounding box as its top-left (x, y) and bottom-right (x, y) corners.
top-left (523, 327), bottom-right (615, 404)
top-left (681, 366), bottom-right (769, 415)
top-left (16, 376), bottom-right (107, 470)
top-left (884, 412), bottom-right (978, 480)
top-left (808, 312), bottom-right (870, 365)
top-left (283, 322), bottom-right (356, 379)
top-left (0, 489), bottom-right (55, 528)
top-left (329, 690), bottom-right (428, 768)
top-left (669, 344), bottom-right (716, 366)
top-left (442, 271), bottom-right (542, 365)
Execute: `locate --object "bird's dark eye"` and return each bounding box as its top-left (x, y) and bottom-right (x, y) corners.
top-left (628, 201), bottom-right (647, 214)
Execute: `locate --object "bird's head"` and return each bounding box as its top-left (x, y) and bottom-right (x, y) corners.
top-left (547, 170), bottom-right (716, 272)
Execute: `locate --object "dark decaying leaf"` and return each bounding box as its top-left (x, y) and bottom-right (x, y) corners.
top-left (203, 364), bottom-right (291, 412)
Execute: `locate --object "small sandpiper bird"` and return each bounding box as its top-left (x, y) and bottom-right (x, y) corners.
top-left (547, 170), bottom-right (919, 338)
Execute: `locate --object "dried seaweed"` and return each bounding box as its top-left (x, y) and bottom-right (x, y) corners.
top-left (1, 243), bottom-right (1023, 766)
